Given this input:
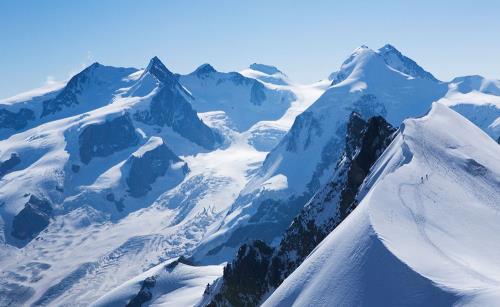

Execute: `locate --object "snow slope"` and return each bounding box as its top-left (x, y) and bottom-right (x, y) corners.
top-left (264, 103), bottom-right (500, 306)
top-left (92, 259), bottom-right (223, 307)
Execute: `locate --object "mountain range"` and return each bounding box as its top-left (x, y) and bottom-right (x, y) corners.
top-left (0, 44), bottom-right (499, 307)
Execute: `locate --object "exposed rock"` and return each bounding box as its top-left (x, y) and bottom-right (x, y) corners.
top-left (11, 195), bottom-right (53, 241)
top-left (126, 138), bottom-right (188, 198)
top-left (208, 241), bottom-right (273, 307)
top-left (126, 276), bottom-right (156, 307)
top-left (0, 152), bottom-right (21, 179)
top-left (0, 108), bottom-right (35, 130)
top-left (250, 82), bottom-right (266, 106)
top-left (78, 114), bottom-right (139, 164)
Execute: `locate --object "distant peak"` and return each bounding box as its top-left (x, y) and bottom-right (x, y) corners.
top-left (194, 63), bottom-right (217, 76)
top-left (144, 56), bottom-right (175, 82)
top-left (249, 63), bottom-right (283, 75)
top-left (379, 44), bottom-right (399, 53)
top-left (146, 56), bottom-right (165, 70)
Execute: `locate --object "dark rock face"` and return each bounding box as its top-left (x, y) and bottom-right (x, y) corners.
top-left (208, 113), bottom-right (396, 306)
top-left (11, 195), bottom-right (53, 241)
top-left (0, 153), bottom-right (21, 179)
top-left (126, 276), bottom-right (156, 307)
top-left (208, 241), bottom-right (274, 307)
top-left (250, 82), bottom-right (266, 106)
top-left (0, 108), bottom-right (35, 130)
top-left (134, 58), bottom-right (221, 150)
top-left (78, 114), bottom-right (139, 164)
top-left (126, 141), bottom-right (188, 198)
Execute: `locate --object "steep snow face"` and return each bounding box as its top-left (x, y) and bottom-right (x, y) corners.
top-left (179, 64), bottom-right (295, 132)
top-left (193, 45), bottom-right (449, 263)
top-left (264, 104), bottom-right (500, 306)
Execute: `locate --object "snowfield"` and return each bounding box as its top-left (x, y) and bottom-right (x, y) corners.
top-left (264, 103), bottom-right (500, 306)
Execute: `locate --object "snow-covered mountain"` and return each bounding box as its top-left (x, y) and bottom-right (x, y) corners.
top-left (0, 43), bottom-right (499, 306)
top-left (0, 56), bottom-right (324, 306)
top-left (264, 103), bottom-right (500, 306)
top-left (179, 63), bottom-right (295, 132)
top-left (192, 44), bottom-right (500, 264)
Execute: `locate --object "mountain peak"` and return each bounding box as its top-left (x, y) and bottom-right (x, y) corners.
top-left (144, 56), bottom-right (175, 83)
top-left (193, 63), bottom-right (217, 76)
top-left (379, 43), bottom-right (398, 53)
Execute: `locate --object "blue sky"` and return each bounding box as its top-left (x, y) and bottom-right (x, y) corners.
top-left (1, 0), bottom-right (499, 99)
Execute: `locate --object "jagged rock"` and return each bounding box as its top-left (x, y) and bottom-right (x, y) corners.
top-left (0, 152), bottom-right (21, 179)
top-left (11, 195), bottom-right (53, 241)
top-left (126, 276), bottom-right (156, 307)
top-left (208, 241), bottom-right (274, 307)
top-left (78, 114), bottom-right (139, 164)
top-left (208, 113), bottom-right (396, 306)
top-left (0, 108), bottom-right (35, 130)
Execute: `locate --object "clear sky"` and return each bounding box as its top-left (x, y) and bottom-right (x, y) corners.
top-left (1, 0), bottom-right (499, 99)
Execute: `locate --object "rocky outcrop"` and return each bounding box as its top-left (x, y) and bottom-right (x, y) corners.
top-left (78, 114), bottom-right (140, 164)
top-left (207, 241), bottom-right (274, 307)
top-left (249, 82), bottom-right (266, 106)
top-left (0, 152), bottom-right (21, 179)
top-left (126, 276), bottom-right (156, 307)
top-left (126, 139), bottom-right (188, 198)
top-left (0, 108), bottom-right (35, 130)
top-left (206, 113), bottom-right (396, 306)
top-left (11, 195), bottom-right (53, 241)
